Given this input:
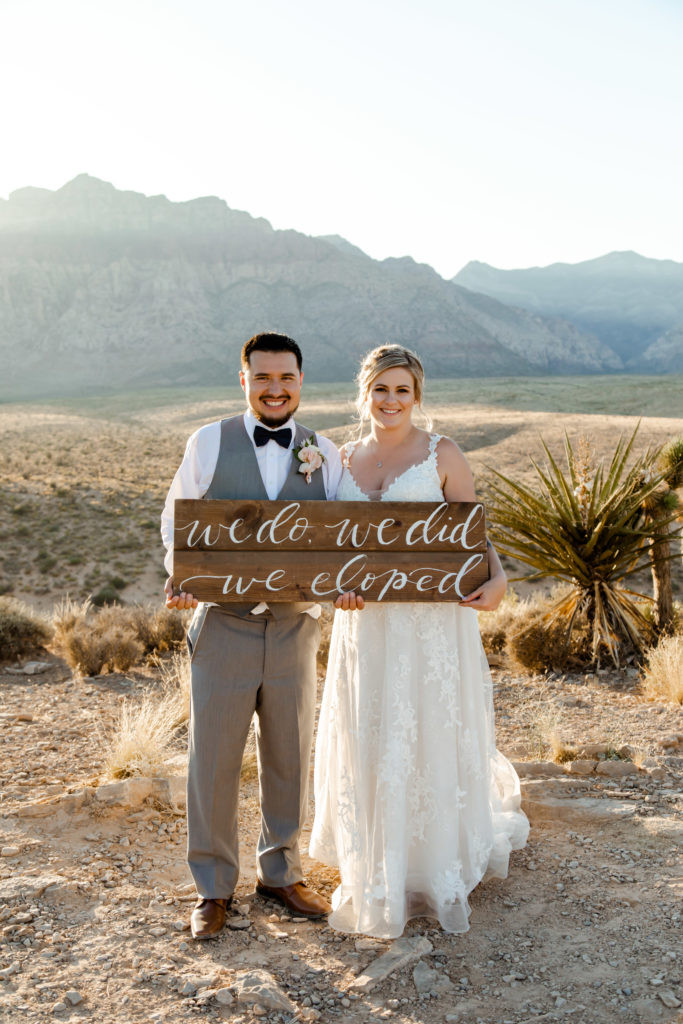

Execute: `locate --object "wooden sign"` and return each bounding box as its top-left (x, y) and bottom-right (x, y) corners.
top-left (173, 499), bottom-right (489, 603)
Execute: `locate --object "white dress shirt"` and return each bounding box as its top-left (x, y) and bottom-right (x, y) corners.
top-left (161, 410), bottom-right (342, 579)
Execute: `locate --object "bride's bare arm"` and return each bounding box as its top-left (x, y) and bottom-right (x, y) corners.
top-left (437, 438), bottom-right (507, 611)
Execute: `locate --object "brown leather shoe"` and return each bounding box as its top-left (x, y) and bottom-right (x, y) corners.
top-left (190, 897), bottom-right (231, 940)
top-left (256, 881), bottom-right (330, 919)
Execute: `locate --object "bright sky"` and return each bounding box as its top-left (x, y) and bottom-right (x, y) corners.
top-left (3, 0), bottom-right (682, 279)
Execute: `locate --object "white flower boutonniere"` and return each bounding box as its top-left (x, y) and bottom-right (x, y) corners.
top-left (294, 435), bottom-right (326, 484)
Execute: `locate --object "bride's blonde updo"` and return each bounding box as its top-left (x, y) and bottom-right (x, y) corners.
top-left (355, 345), bottom-right (429, 426)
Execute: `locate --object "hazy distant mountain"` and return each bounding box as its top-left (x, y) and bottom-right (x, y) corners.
top-left (1, 175), bottom-right (621, 399)
top-left (454, 251), bottom-right (683, 370)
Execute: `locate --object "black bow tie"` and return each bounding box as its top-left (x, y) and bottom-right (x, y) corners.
top-left (253, 425), bottom-right (292, 449)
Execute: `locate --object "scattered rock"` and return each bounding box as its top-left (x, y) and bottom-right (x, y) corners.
top-left (0, 846), bottom-right (20, 857)
top-left (521, 794), bottom-right (636, 824)
top-left (21, 661), bottom-right (51, 675)
top-left (658, 990), bottom-right (681, 1009)
top-left (576, 743), bottom-right (610, 757)
top-left (215, 988), bottom-right (234, 1006)
top-left (412, 959), bottom-right (454, 995)
top-left (355, 938), bottom-right (384, 951)
top-left (567, 759), bottom-right (597, 775)
top-left (512, 761), bottom-right (567, 778)
top-left (350, 936), bottom-right (433, 992)
top-left (64, 991), bottom-right (83, 1006)
top-left (233, 969), bottom-right (296, 1012)
top-left (0, 874), bottom-right (66, 900)
top-left (229, 916), bottom-right (252, 930)
top-left (595, 760), bottom-right (639, 778)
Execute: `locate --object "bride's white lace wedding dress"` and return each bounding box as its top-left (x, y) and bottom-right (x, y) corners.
top-left (310, 435), bottom-right (529, 938)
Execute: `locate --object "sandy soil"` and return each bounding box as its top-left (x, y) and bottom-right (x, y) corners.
top-left (1, 652), bottom-right (681, 1024)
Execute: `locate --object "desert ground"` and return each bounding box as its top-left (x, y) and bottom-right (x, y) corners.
top-left (1, 376), bottom-right (682, 1024)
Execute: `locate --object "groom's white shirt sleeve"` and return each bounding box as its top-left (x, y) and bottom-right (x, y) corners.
top-left (161, 412), bottom-right (342, 577)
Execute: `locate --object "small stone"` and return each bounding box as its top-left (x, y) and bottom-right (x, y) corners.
top-left (229, 917), bottom-right (251, 930)
top-left (252, 1006), bottom-right (266, 1017)
top-left (0, 847), bottom-right (20, 857)
top-left (52, 1003), bottom-right (67, 1014)
top-left (658, 990), bottom-right (681, 1009)
top-left (512, 761), bottom-right (566, 778)
top-left (577, 742), bottom-right (609, 756)
top-left (658, 735), bottom-right (680, 750)
top-left (233, 969), bottom-right (296, 1012)
top-left (180, 981), bottom-right (197, 996)
top-left (350, 936), bottom-right (433, 992)
top-left (355, 938), bottom-right (384, 951)
top-left (64, 991), bottom-right (83, 1006)
top-left (215, 988), bottom-right (234, 1006)
top-left (149, 926), bottom-right (166, 936)
top-left (567, 760), bottom-right (597, 775)
top-left (595, 760), bottom-right (638, 778)
top-left (22, 661), bottom-right (51, 675)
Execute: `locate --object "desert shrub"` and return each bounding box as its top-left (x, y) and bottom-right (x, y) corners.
top-left (91, 584), bottom-right (123, 607)
top-left (478, 590), bottom-right (520, 657)
top-left (641, 634), bottom-right (683, 705)
top-left (103, 696), bottom-right (181, 779)
top-left (506, 604), bottom-right (592, 674)
top-left (0, 596), bottom-right (52, 660)
top-left (125, 605), bottom-right (186, 655)
top-left (52, 600), bottom-right (186, 676)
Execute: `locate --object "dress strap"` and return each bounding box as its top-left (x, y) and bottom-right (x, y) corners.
top-left (342, 441), bottom-right (360, 469)
top-left (428, 433), bottom-right (442, 456)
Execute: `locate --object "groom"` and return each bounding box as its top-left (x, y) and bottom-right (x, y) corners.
top-left (162, 332), bottom-right (344, 939)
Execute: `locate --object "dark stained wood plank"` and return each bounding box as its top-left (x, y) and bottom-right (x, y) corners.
top-left (174, 499), bottom-right (487, 553)
top-left (172, 549), bottom-right (489, 604)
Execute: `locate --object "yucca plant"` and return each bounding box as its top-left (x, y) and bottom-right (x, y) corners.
top-left (487, 427), bottom-right (678, 666)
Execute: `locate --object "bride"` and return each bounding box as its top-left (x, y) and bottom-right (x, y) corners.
top-left (310, 345), bottom-right (529, 938)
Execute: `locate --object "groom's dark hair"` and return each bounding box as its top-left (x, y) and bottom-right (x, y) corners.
top-left (241, 332), bottom-right (303, 371)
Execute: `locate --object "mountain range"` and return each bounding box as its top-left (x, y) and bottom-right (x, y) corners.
top-left (0, 175), bottom-right (676, 399)
top-left (454, 252), bottom-right (683, 370)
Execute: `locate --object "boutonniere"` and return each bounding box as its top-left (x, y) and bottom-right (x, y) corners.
top-left (294, 436), bottom-right (326, 484)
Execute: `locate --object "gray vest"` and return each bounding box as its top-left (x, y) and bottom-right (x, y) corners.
top-left (204, 415), bottom-right (326, 617)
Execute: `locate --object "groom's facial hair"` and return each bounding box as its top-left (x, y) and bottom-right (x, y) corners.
top-left (255, 397), bottom-right (300, 428)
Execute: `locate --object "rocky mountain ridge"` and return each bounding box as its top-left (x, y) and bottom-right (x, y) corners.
top-left (1, 176), bottom-right (624, 398)
top-left (454, 251), bottom-right (683, 371)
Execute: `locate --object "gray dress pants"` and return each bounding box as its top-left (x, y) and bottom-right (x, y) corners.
top-left (186, 605), bottom-right (320, 898)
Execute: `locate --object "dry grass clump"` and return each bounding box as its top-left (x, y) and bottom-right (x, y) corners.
top-left (52, 598), bottom-right (142, 675)
top-left (153, 648), bottom-right (191, 727)
top-left (124, 605), bottom-right (186, 655)
top-left (103, 697), bottom-right (181, 779)
top-left (52, 599), bottom-right (186, 676)
top-left (507, 605), bottom-right (592, 674)
top-left (478, 591), bottom-right (521, 657)
top-left (0, 596), bottom-right (52, 659)
top-left (641, 634), bottom-right (683, 705)
top-left (478, 589), bottom-right (592, 673)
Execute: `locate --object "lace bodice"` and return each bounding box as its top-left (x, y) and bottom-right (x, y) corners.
top-left (338, 433), bottom-right (444, 502)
